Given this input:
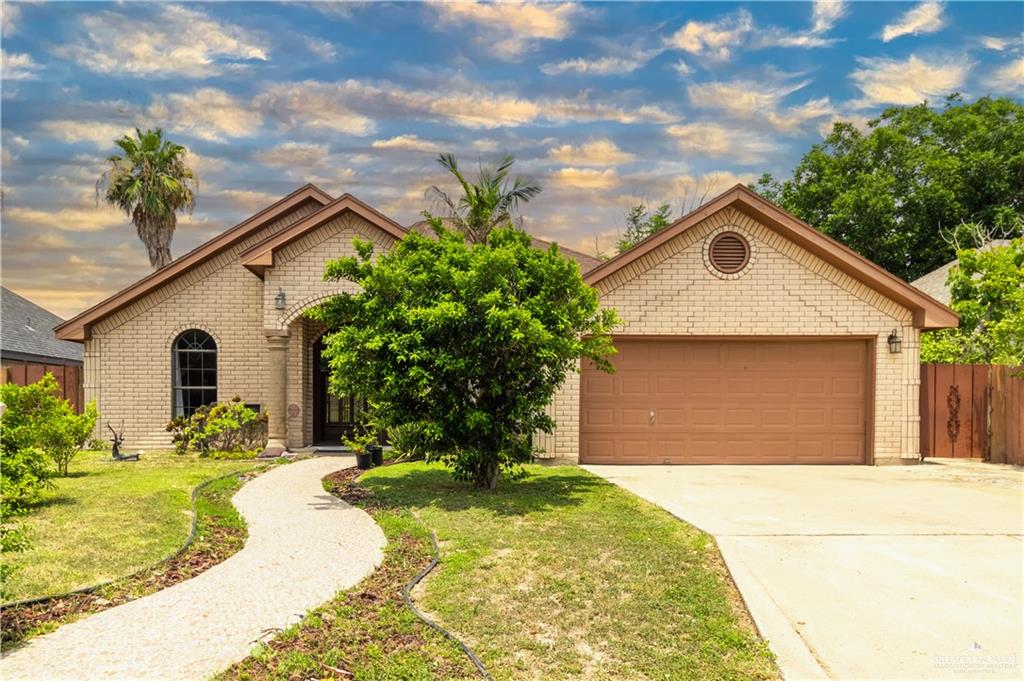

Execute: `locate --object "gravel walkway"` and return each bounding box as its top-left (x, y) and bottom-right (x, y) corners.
top-left (1, 456), bottom-right (385, 681)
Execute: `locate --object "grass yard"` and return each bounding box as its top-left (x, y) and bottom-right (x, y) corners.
top-left (1, 449), bottom-right (264, 603)
top-left (230, 462), bottom-right (778, 680)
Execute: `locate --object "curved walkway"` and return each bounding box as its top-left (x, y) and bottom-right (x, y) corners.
top-left (2, 456), bottom-right (385, 681)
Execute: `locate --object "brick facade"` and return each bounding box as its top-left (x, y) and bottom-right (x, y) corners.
top-left (81, 192), bottom-right (928, 463)
top-left (535, 206), bottom-right (921, 464)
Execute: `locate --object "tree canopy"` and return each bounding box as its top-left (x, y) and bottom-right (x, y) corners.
top-left (310, 225), bottom-right (618, 489)
top-left (921, 239), bottom-right (1024, 365)
top-left (97, 128), bottom-right (198, 269)
top-left (753, 96), bottom-right (1024, 281)
top-left (617, 202), bottom-right (674, 253)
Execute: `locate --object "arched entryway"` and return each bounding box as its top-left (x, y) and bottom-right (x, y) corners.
top-left (312, 334), bottom-right (367, 445)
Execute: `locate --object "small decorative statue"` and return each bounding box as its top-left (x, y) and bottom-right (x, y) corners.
top-left (109, 422), bottom-right (141, 462)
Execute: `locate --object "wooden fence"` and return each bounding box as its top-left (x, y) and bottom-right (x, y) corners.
top-left (3, 361), bottom-right (83, 412)
top-left (989, 365), bottom-right (1024, 465)
top-left (920, 363), bottom-right (1023, 464)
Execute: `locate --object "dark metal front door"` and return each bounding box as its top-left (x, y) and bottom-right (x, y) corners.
top-left (313, 336), bottom-right (365, 444)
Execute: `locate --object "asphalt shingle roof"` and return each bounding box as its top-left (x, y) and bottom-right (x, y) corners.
top-left (910, 240), bottom-right (1012, 306)
top-left (1, 287), bottom-right (84, 363)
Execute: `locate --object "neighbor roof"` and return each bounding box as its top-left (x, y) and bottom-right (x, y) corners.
top-left (1, 287), bottom-right (84, 363)
top-left (407, 219), bottom-right (604, 274)
top-left (910, 239), bottom-right (1012, 306)
top-left (585, 184), bottom-right (959, 330)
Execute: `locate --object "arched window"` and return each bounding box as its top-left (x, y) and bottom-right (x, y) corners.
top-left (172, 329), bottom-right (217, 417)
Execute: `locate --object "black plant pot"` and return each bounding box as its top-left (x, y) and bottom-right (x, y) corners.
top-left (368, 444), bottom-right (384, 467)
top-left (355, 451), bottom-right (372, 470)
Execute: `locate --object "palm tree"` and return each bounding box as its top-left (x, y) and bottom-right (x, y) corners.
top-left (97, 128), bottom-right (198, 269)
top-left (426, 153), bottom-right (541, 244)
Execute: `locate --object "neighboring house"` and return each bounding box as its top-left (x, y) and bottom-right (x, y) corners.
top-left (2, 286), bottom-right (85, 410)
top-left (910, 239), bottom-right (1012, 305)
top-left (54, 184), bottom-right (958, 464)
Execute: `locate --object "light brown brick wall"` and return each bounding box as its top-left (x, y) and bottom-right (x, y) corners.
top-left (85, 200), bottom-right (333, 449)
top-left (537, 207), bottom-right (921, 464)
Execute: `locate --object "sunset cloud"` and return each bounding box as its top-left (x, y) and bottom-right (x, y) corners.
top-left (432, 1), bottom-right (582, 59)
top-left (548, 139), bottom-right (635, 166)
top-left (850, 54), bottom-right (970, 107)
top-left (881, 1), bottom-right (946, 42)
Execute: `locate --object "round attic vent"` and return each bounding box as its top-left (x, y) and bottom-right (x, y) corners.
top-left (708, 232), bottom-right (750, 274)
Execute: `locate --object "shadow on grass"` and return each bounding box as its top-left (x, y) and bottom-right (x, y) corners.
top-left (359, 465), bottom-right (604, 517)
top-left (29, 494), bottom-right (78, 510)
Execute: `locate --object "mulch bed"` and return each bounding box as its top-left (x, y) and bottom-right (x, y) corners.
top-left (1, 469), bottom-right (262, 646)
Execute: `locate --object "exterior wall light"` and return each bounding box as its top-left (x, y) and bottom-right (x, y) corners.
top-left (887, 329), bottom-right (902, 353)
top-left (275, 288), bottom-right (286, 310)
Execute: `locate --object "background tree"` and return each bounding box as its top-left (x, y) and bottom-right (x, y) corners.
top-left (98, 128), bottom-right (198, 269)
top-left (311, 225), bottom-right (618, 490)
top-left (426, 153), bottom-right (541, 244)
top-left (617, 202), bottom-right (674, 253)
top-left (921, 238), bottom-right (1023, 365)
top-left (753, 96), bottom-right (1024, 281)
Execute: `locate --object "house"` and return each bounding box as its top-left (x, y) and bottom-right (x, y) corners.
top-left (54, 184), bottom-right (957, 464)
top-left (2, 286), bottom-right (85, 410)
top-left (910, 239), bottom-right (1012, 305)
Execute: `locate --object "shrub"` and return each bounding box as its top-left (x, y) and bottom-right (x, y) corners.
top-left (0, 374), bottom-right (97, 477)
top-left (167, 397), bottom-right (267, 457)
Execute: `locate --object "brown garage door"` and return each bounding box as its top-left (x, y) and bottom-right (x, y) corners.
top-left (580, 338), bottom-right (869, 464)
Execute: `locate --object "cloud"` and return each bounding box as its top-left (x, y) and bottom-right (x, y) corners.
top-left (2, 2), bottom-right (19, 37)
top-left (688, 78), bottom-right (834, 133)
top-left (257, 78), bottom-right (675, 131)
top-left (551, 167), bottom-right (619, 190)
top-left (541, 55), bottom-right (649, 76)
top-left (148, 88), bottom-right (262, 141)
top-left (254, 142), bottom-right (331, 168)
top-left (666, 9), bottom-right (753, 61)
top-left (850, 54), bottom-right (970, 107)
top-left (812, 0), bottom-right (848, 34)
top-left (881, 1), bottom-right (946, 42)
top-left (256, 81), bottom-right (377, 135)
top-left (665, 123), bottom-right (782, 165)
top-left (990, 58), bottom-right (1024, 93)
top-left (4, 205), bottom-right (126, 232)
top-left (40, 120), bottom-right (135, 148)
top-left (305, 36), bottom-right (337, 60)
top-left (432, 1), bottom-right (583, 59)
top-left (548, 139), bottom-right (635, 166)
top-left (673, 60), bottom-right (694, 77)
top-left (214, 189), bottom-right (281, 212)
top-left (979, 36), bottom-right (1011, 51)
top-left (1, 49), bottom-right (42, 80)
top-left (371, 135), bottom-right (444, 153)
top-left (54, 5), bottom-right (268, 77)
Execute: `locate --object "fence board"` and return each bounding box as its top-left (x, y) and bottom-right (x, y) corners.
top-left (989, 366), bottom-right (1024, 466)
top-left (920, 364), bottom-right (988, 458)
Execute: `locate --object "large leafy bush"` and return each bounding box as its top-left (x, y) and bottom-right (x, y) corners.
top-left (310, 224), bottom-right (619, 489)
top-left (921, 238), bottom-right (1024, 365)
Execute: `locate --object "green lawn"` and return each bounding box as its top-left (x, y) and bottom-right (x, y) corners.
top-left (229, 462), bottom-right (778, 680)
top-left (1, 450), bottom-right (263, 602)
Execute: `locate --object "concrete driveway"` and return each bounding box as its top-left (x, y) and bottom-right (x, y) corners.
top-left (585, 460), bottom-right (1023, 681)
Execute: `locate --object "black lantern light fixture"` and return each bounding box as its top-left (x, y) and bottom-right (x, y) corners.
top-left (887, 329), bottom-right (902, 354)
top-left (275, 288), bottom-right (286, 310)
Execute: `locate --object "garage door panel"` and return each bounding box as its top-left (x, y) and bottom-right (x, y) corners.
top-left (579, 338), bottom-right (869, 465)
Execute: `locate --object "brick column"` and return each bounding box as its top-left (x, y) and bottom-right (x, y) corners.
top-left (262, 330), bottom-right (289, 457)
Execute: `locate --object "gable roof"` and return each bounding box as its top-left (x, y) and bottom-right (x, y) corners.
top-left (406, 219), bottom-right (604, 274)
top-left (910, 239), bottom-right (1012, 306)
top-left (240, 193), bottom-right (408, 278)
top-left (1, 287), bottom-right (84, 363)
top-left (585, 184), bottom-right (959, 330)
top-left (54, 184), bottom-right (333, 341)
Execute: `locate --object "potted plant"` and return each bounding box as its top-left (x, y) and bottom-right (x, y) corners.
top-left (342, 429), bottom-right (377, 470)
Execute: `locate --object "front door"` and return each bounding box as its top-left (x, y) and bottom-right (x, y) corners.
top-left (313, 336), bottom-right (365, 444)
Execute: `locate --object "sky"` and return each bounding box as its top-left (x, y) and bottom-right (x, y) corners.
top-left (1, 0), bottom-right (1022, 318)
